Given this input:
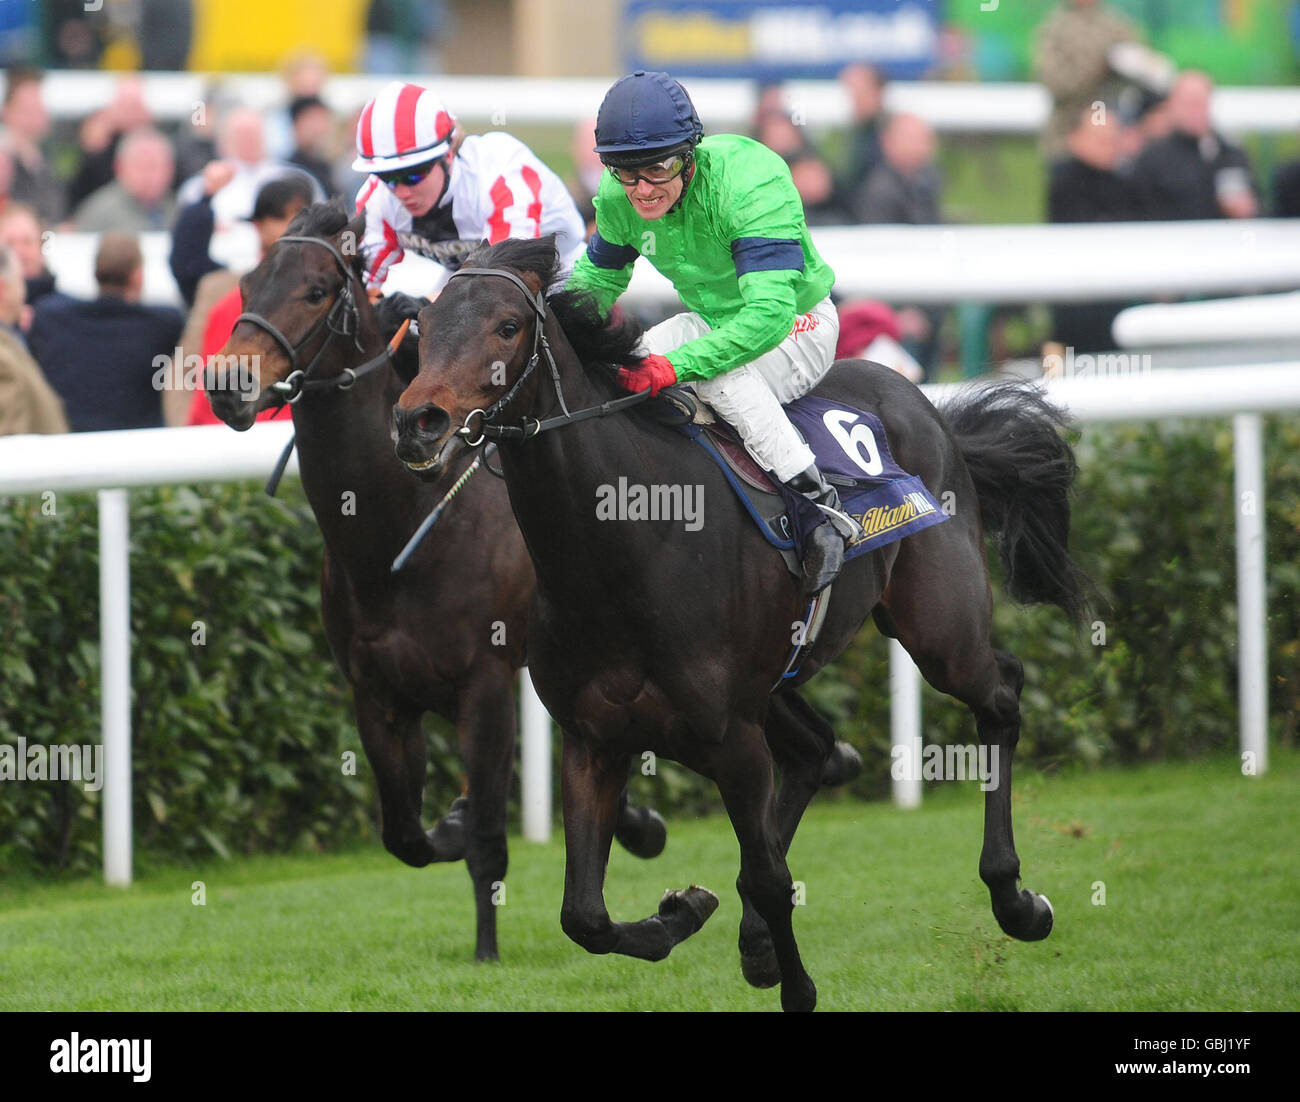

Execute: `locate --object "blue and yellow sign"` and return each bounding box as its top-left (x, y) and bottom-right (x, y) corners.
top-left (624, 0), bottom-right (942, 80)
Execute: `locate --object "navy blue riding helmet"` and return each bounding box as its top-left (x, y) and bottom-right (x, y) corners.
top-left (593, 70), bottom-right (704, 167)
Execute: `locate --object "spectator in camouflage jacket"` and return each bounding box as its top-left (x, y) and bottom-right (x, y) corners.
top-left (1034, 0), bottom-right (1142, 162)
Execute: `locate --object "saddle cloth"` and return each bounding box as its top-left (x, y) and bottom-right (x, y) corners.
top-left (674, 393), bottom-right (948, 567)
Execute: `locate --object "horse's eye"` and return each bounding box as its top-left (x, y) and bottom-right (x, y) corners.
top-left (307, 286), bottom-right (328, 304)
top-left (498, 320), bottom-right (520, 339)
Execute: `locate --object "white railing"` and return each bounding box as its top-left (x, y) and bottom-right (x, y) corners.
top-left (1114, 291), bottom-right (1300, 348)
top-left (23, 71), bottom-right (1300, 135)
top-left (1, 363), bottom-right (1295, 877)
top-left (46, 219), bottom-right (1300, 310)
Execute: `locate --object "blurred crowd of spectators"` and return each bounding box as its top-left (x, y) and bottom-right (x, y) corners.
top-left (1035, 0), bottom-right (1281, 352)
top-left (3, 0), bottom-right (1299, 437)
top-left (0, 58), bottom-right (338, 436)
top-left (712, 0), bottom-right (1300, 369)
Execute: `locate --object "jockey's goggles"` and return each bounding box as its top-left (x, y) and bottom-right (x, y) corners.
top-left (379, 158), bottom-right (443, 189)
top-left (607, 152), bottom-right (687, 187)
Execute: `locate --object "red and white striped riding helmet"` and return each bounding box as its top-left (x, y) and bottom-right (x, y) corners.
top-left (352, 81), bottom-right (456, 174)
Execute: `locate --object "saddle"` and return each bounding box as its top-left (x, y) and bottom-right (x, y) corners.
top-left (651, 387), bottom-right (801, 559)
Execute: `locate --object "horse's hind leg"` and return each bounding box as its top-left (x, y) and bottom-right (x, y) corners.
top-left (977, 649), bottom-right (1052, 939)
top-left (455, 661), bottom-right (516, 962)
top-left (966, 648), bottom-right (1053, 940)
top-left (558, 731), bottom-right (718, 963)
top-left (880, 530), bottom-right (1054, 942)
top-left (737, 690), bottom-right (835, 989)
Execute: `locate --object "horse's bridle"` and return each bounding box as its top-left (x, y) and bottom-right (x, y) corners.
top-left (234, 234), bottom-right (388, 405)
top-left (237, 232), bottom-right (415, 499)
top-left (444, 265), bottom-right (650, 446)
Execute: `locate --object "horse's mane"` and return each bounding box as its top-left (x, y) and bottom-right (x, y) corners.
top-left (466, 236), bottom-right (645, 372)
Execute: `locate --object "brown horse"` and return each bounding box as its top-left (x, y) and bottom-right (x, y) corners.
top-left (205, 204), bottom-right (667, 961)
top-left (391, 237), bottom-right (1087, 1009)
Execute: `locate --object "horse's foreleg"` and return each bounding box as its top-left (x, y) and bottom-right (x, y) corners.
top-left (455, 663), bottom-right (516, 962)
top-left (353, 682), bottom-right (462, 867)
top-left (559, 732), bottom-right (717, 962)
top-left (713, 722), bottom-right (817, 1012)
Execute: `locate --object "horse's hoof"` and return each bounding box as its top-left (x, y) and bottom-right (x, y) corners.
top-left (740, 946), bottom-right (781, 989)
top-left (658, 885), bottom-right (719, 937)
top-left (617, 807), bottom-right (667, 860)
top-left (426, 798), bottom-right (467, 862)
top-left (1027, 892), bottom-right (1054, 940)
top-left (820, 741), bottom-right (863, 788)
top-left (997, 889), bottom-right (1054, 941)
top-left (780, 976), bottom-right (818, 1013)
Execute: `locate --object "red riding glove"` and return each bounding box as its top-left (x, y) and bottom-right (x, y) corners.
top-left (616, 354), bottom-right (677, 396)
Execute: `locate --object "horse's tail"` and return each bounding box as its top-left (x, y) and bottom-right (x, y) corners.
top-left (939, 381), bottom-right (1090, 624)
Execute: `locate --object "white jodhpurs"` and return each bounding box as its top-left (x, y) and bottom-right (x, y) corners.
top-left (640, 296), bottom-right (840, 482)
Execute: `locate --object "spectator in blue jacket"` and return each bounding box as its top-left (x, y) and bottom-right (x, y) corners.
top-left (28, 233), bottom-right (183, 432)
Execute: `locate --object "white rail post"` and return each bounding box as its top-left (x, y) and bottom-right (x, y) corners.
top-left (1233, 413), bottom-right (1269, 775)
top-left (890, 639), bottom-right (922, 808)
top-left (99, 489), bottom-right (132, 886)
top-left (519, 670), bottom-right (552, 842)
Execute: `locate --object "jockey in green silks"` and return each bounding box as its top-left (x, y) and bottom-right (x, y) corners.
top-left (565, 69), bottom-right (861, 595)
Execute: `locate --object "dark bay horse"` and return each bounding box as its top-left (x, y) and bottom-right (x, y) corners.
top-left (391, 237), bottom-right (1087, 1010)
top-left (205, 204), bottom-right (667, 961)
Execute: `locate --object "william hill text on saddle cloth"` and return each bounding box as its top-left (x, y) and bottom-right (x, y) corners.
top-left (565, 69), bottom-right (865, 596)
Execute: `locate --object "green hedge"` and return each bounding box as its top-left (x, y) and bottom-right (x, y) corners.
top-left (0, 483), bottom-right (365, 875)
top-left (3, 415), bottom-right (1298, 873)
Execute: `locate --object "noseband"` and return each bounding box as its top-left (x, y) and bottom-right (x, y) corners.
top-left (234, 234), bottom-right (368, 404)
top-left (443, 265), bottom-right (649, 445)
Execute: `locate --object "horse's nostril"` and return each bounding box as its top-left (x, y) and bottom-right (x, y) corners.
top-left (394, 402), bottom-right (448, 440)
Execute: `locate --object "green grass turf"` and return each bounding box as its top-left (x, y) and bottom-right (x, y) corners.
top-left (1, 751), bottom-right (1296, 1011)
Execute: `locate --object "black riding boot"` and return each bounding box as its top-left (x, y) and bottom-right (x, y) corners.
top-left (786, 465), bottom-right (861, 596)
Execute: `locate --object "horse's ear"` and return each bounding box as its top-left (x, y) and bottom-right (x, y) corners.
top-left (540, 232), bottom-right (558, 268)
top-left (518, 233), bottom-right (558, 298)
